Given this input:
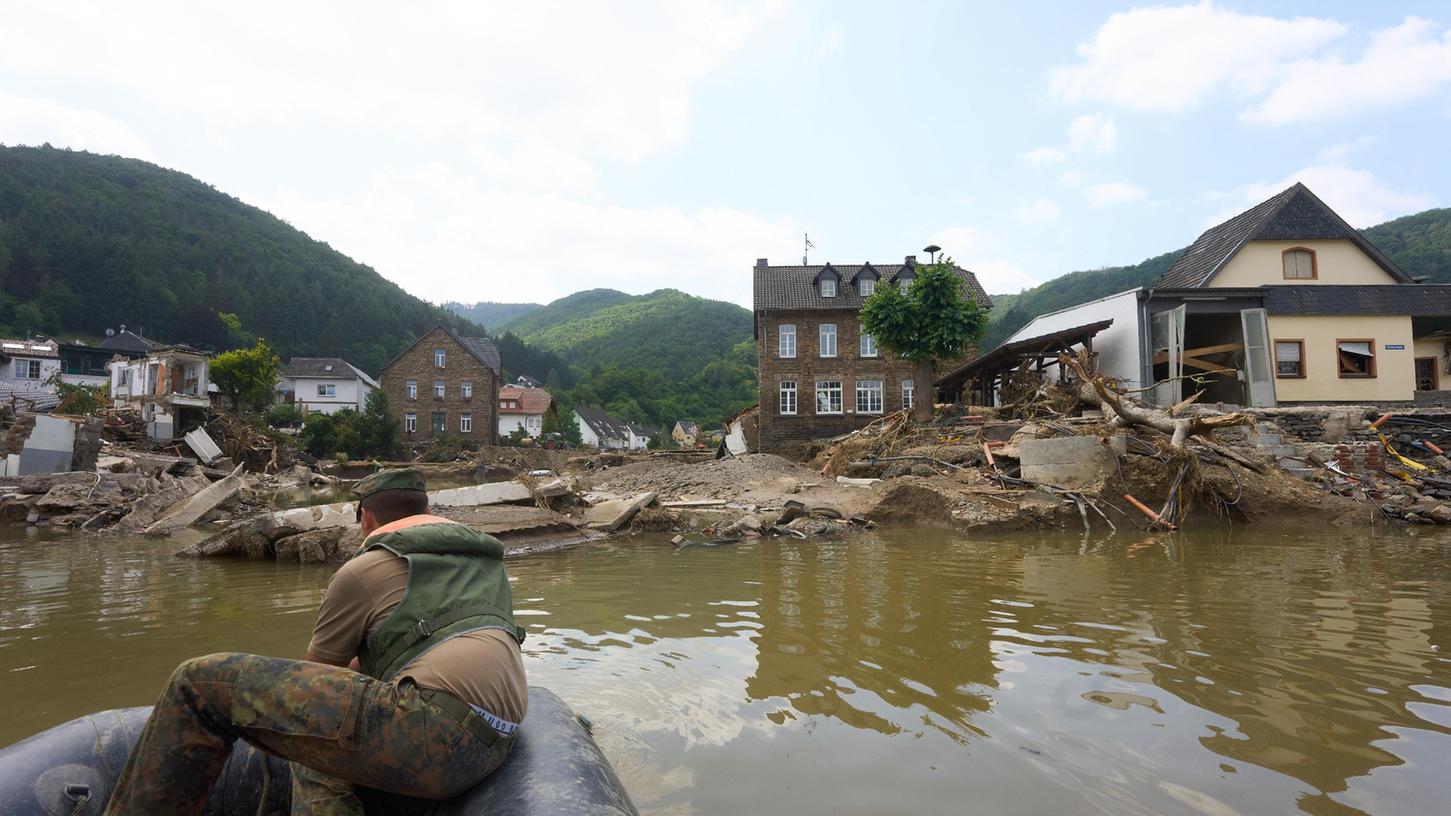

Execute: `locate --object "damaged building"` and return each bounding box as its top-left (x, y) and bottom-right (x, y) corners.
top-left (107, 344), bottom-right (213, 440)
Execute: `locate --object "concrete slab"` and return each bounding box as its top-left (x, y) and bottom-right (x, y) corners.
top-left (146, 465), bottom-right (244, 533)
top-left (18, 416), bottom-right (78, 475)
top-left (1019, 434), bottom-right (1126, 488)
top-left (584, 491), bottom-right (657, 532)
top-left (270, 478), bottom-right (552, 532)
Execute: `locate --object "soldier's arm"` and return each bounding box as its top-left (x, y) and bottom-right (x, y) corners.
top-left (305, 565), bottom-right (372, 667)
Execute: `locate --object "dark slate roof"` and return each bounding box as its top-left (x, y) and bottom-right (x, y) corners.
top-left (1263, 285), bottom-right (1451, 316)
top-left (282, 357), bottom-right (379, 388)
top-left (1157, 183), bottom-right (1413, 288)
top-left (754, 257), bottom-right (992, 312)
top-left (99, 329), bottom-right (160, 354)
top-left (575, 404), bottom-right (629, 440)
top-left (456, 335), bottom-right (502, 376)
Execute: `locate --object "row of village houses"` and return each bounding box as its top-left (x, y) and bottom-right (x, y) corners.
top-left (0, 323), bottom-right (702, 450)
top-left (749, 183), bottom-right (1451, 455)
top-left (8, 182), bottom-right (1433, 457)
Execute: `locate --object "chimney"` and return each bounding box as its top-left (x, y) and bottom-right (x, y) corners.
top-left (756, 258), bottom-right (768, 267)
top-left (904, 255), bottom-right (916, 265)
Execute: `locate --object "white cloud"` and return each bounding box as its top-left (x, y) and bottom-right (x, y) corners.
top-left (1067, 114), bottom-right (1117, 154)
top-left (1240, 17), bottom-right (1451, 125)
top-left (1216, 165), bottom-right (1431, 229)
top-left (816, 25), bottom-right (844, 61)
top-left (1084, 181), bottom-right (1147, 207)
top-left (1058, 169), bottom-right (1087, 187)
top-left (0, 94), bottom-right (153, 159)
top-left (260, 165), bottom-right (799, 306)
top-left (1055, 5), bottom-right (1451, 127)
top-left (1052, 2), bottom-right (1344, 113)
top-left (926, 226), bottom-right (984, 258)
top-left (1021, 147), bottom-right (1068, 167)
top-left (0, 1), bottom-right (780, 164)
top-left (962, 260), bottom-right (1042, 294)
top-left (1016, 198), bottom-right (1061, 224)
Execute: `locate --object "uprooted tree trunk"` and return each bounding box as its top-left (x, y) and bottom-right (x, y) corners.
top-left (1059, 350), bottom-right (1255, 454)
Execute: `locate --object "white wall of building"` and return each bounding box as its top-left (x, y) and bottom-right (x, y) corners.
top-left (574, 410), bottom-right (601, 447)
top-left (0, 356), bottom-right (60, 388)
top-left (288, 377), bottom-right (371, 415)
top-left (1006, 288), bottom-right (1144, 392)
top-left (499, 413), bottom-right (544, 437)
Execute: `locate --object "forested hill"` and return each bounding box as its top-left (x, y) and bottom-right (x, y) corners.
top-left (0, 146), bottom-right (481, 372)
top-left (447, 288), bottom-right (753, 381)
top-left (981, 207), bottom-right (1451, 349)
top-left (442, 300), bottom-right (541, 330)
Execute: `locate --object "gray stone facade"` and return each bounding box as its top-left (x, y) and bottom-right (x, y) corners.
top-left (380, 327), bottom-right (499, 446)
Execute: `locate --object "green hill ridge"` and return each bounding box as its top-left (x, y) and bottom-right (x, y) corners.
top-left (0, 146), bottom-right (482, 372)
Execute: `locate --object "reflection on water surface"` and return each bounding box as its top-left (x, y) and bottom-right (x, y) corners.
top-left (2, 525), bottom-right (1448, 815)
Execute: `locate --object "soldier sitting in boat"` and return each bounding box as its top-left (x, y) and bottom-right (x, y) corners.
top-left (103, 468), bottom-right (528, 815)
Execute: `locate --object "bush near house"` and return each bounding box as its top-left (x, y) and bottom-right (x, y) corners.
top-left (300, 391), bottom-right (402, 460)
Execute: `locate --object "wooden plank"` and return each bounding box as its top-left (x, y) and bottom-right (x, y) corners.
top-left (1153, 342), bottom-right (1244, 365)
top-left (1181, 359), bottom-right (1236, 374)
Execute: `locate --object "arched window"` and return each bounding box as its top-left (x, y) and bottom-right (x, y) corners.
top-left (1282, 248), bottom-right (1316, 280)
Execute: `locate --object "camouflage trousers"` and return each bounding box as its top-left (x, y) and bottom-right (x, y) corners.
top-left (102, 652), bottom-right (514, 816)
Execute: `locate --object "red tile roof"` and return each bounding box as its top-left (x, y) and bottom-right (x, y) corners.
top-left (498, 386), bottom-right (554, 415)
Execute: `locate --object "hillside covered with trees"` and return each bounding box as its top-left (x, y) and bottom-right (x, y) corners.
top-left (0, 146), bottom-right (481, 371)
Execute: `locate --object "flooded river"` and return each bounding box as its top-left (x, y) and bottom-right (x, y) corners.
top-left (2, 525), bottom-right (1449, 815)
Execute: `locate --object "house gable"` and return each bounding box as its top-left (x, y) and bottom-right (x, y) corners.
top-left (1209, 239), bottom-right (1405, 288)
top-left (1158, 183), bottom-right (1412, 289)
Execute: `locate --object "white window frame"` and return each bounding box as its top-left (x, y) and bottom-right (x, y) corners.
top-left (816, 380), bottom-right (843, 415)
top-left (856, 380), bottom-right (884, 415)
top-left (819, 324), bottom-right (837, 358)
top-left (902, 379), bottom-right (915, 410)
top-left (779, 324), bottom-right (796, 358)
top-left (859, 277), bottom-right (875, 296)
top-left (433, 380), bottom-right (445, 399)
top-left (316, 383), bottom-right (336, 398)
top-left (460, 413), bottom-right (473, 433)
top-left (405, 380), bottom-right (418, 400)
top-left (404, 413), bottom-right (417, 433)
top-left (434, 348), bottom-right (447, 368)
top-left (779, 380), bottom-right (797, 415)
top-left (461, 381), bottom-right (473, 399)
top-left (14, 360), bottom-right (40, 380)
top-left (860, 331), bottom-right (877, 358)
top-left (821, 277), bottom-right (837, 298)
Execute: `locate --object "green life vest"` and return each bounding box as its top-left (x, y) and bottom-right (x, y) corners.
top-left (355, 519), bottom-right (525, 682)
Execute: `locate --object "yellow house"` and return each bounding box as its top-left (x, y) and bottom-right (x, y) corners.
top-left (1147, 183), bottom-right (1451, 406)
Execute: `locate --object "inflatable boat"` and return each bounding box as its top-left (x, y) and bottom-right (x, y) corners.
top-left (0, 687), bottom-right (636, 815)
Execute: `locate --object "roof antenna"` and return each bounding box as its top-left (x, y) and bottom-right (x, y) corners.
top-left (803, 232), bottom-right (815, 265)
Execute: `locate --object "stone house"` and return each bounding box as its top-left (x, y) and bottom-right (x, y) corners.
top-left (379, 325), bottom-right (501, 445)
top-left (752, 256), bottom-right (991, 455)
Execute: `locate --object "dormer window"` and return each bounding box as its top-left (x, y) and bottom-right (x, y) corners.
top-left (821, 277), bottom-right (836, 298)
top-left (814, 264), bottom-right (841, 298)
top-left (859, 278), bottom-right (875, 296)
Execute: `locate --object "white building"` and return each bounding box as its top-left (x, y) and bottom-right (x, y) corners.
top-left (0, 338), bottom-right (61, 390)
top-left (497, 385), bottom-right (554, 438)
top-left (108, 345), bottom-right (211, 440)
top-left (280, 357), bottom-right (379, 415)
top-left (574, 405), bottom-right (629, 449)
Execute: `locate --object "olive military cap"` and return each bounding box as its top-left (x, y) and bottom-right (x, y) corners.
top-left (354, 468), bottom-right (428, 520)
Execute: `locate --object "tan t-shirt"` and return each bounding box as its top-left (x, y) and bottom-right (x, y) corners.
top-left (307, 531), bottom-right (528, 724)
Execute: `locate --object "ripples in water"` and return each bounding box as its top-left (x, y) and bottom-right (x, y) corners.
top-left (3, 525), bottom-right (1449, 815)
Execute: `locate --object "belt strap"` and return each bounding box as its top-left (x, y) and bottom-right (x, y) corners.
top-left (417, 688), bottom-right (516, 748)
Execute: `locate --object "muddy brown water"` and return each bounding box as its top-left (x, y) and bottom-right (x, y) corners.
top-left (2, 525), bottom-right (1449, 815)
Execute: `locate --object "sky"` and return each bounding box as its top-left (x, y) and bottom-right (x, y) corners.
top-left (2, 1), bottom-right (1449, 309)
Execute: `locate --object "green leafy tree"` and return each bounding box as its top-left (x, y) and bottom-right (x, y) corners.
top-left (210, 338), bottom-right (281, 414)
top-left (542, 403), bottom-right (582, 447)
top-left (859, 258), bottom-right (989, 421)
